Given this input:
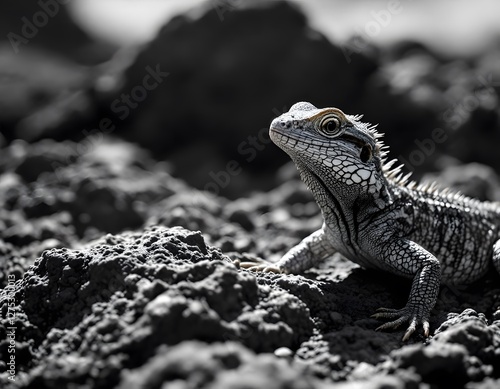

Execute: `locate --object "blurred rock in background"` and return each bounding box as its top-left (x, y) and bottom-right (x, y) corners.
top-left (0, 0), bottom-right (115, 64)
top-left (0, 0), bottom-right (116, 143)
top-left (105, 1), bottom-right (378, 196)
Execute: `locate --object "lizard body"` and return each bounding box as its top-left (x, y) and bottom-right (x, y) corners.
top-left (241, 101), bottom-right (500, 340)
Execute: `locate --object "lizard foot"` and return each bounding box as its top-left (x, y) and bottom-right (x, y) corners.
top-left (371, 307), bottom-right (430, 341)
top-left (234, 257), bottom-right (282, 274)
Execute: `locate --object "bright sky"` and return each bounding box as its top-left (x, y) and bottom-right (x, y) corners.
top-left (69, 0), bottom-right (202, 45)
top-left (68, 0), bottom-right (500, 56)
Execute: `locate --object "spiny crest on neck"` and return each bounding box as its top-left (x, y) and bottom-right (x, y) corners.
top-left (357, 115), bottom-right (493, 209)
top-left (353, 115), bottom-right (451, 192)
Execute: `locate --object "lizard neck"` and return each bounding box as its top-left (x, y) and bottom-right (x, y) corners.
top-left (296, 160), bottom-right (394, 214)
top-left (296, 161), bottom-right (393, 249)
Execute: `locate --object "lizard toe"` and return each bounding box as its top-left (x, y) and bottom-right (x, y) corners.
top-left (372, 306), bottom-right (430, 341)
top-left (239, 262), bottom-right (282, 274)
top-left (371, 307), bottom-right (405, 320)
top-left (375, 316), bottom-right (407, 332)
top-left (261, 265), bottom-right (282, 273)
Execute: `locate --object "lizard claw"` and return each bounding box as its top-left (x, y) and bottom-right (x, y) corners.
top-left (371, 306), bottom-right (430, 341)
top-left (235, 257), bottom-right (283, 274)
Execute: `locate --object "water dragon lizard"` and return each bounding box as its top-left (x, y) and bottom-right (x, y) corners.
top-left (240, 102), bottom-right (500, 341)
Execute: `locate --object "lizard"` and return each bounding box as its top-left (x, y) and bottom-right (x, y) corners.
top-left (239, 101), bottom-right (500, 341)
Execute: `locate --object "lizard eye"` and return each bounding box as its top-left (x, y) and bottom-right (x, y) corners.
top-left (360, 145), bottom-right (372, 163)
top-left (319, 115), bottom-right (342, 137)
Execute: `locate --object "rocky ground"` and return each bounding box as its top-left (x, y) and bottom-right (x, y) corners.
top-left (1, 1), bottom-right (500, 388)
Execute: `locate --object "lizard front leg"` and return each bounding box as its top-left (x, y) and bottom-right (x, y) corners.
top-left (239, 227), bottom-right (335, 274)
top-left (371, 239), bottom-right (441, 341)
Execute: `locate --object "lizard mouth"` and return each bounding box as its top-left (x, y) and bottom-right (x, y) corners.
top-left (269, 126), bottom-right (302, 150)
top-left (269, 124), bottom-right (283, 133)
top-left (269, 124), bottom-right (288, 142)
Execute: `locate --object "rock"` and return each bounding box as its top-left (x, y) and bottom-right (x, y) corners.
top-left (391, 311), bottom-right (500, 386)
top-left (392, 342), bottom-right (469, 386)
top-left (433, 310), bottom-right (500, 380)
top-left (0, 45), bottom-right (90, 140)
top-left (206, 353), bottom-right (319, 389)
top-left (11, 140), bottom-right (78, 183)
top-left (363, 42), bottom-right (500, 177)
top-left (118, 341), bottom-right (254, 389)
top-left (0, 1), bottom-right (114, 64)
top-left (361, 50), bottom-right (445, 171)
top-left (0, 0), bottom-right (116, 142)
top-left (422, 162), bottom-right (500, 201)
top-left (328, 375), bottom-right (411, 389)
top-left (0, 226), bottom-right (315, 387)
top-left (274, 346), bottom-right (293, 358)
top-left (446, 106), bottom-right (500, 172)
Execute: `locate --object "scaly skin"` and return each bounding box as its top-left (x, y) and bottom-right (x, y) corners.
top-left (240, 102), bottom-right (500, 341)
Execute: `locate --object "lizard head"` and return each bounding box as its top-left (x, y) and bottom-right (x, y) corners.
top-left (270, 102), bottom-right (400, 198)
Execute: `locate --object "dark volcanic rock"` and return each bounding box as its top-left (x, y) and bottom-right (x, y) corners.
top-left (0, 0), bottom-right (116, 142)
top-left (422, 162), bottom-right (500, 201)
top-left (362, 43), bottom-right (500, 177)
top-left (391, 310), bottom-right (500, 386)
top-left (446, 105), bottom-right (500, 171)
top-left (0, 137), bottom-right (184, 285)
top-left (118, 341), bottom-right (322, 389)
top-left (0, 45), bottom-right (91, 140)
top-left (0, 226), bottom-right (314, 388)
top-left (0, 1), bottom-right (105, 63)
